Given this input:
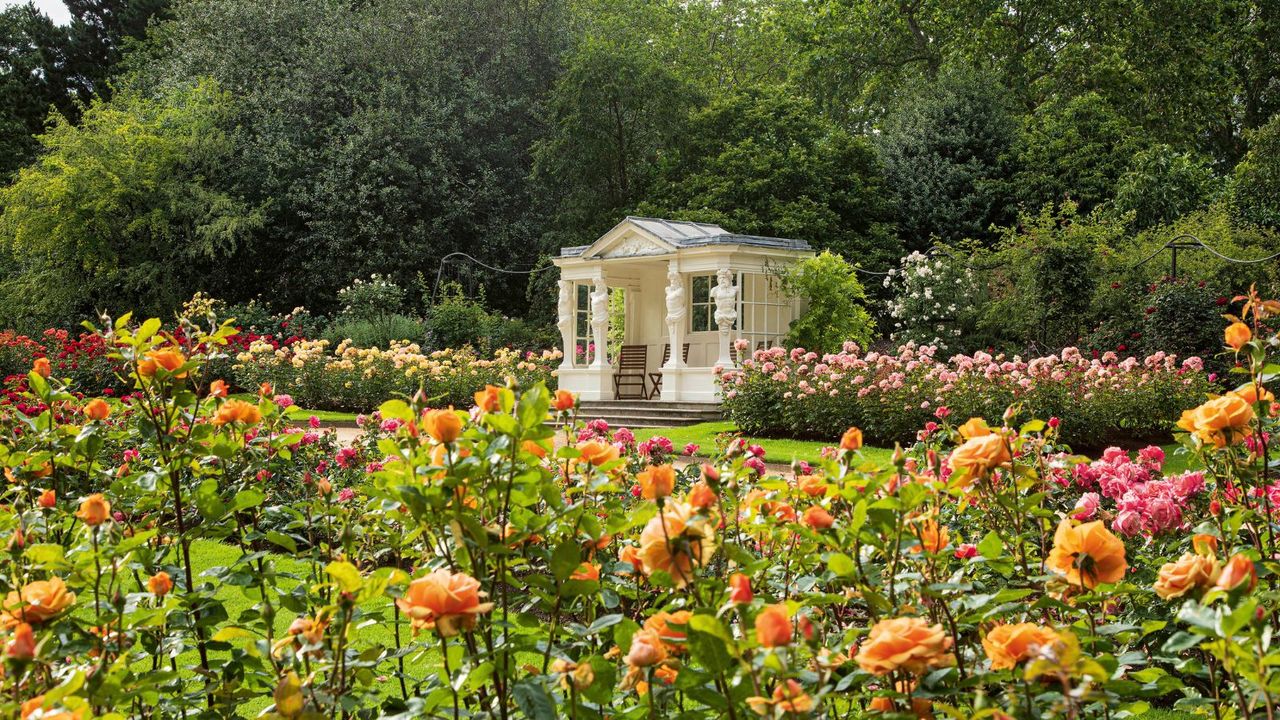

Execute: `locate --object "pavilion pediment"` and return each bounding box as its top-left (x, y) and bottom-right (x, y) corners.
top-left (578, 219), bottom-right (679, 259)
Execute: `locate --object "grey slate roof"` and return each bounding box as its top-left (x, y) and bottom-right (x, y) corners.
top-left (559, 216), bottom-right (813, 257)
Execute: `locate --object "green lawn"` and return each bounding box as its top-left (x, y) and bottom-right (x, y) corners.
top-left (635, 421), bottom-right (1202, 474)
top-left (227, 392), bottom-right (360, 424)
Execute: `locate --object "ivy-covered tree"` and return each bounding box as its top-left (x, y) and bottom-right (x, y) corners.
top-left (781, 251), bottom-right (875, 353)
top-left (0, 80), bottom-right (263, 329)
top-left (1234, 114), bottom-right (1280, 228)
top-left (1113, 145), bottom-right (1221, 230)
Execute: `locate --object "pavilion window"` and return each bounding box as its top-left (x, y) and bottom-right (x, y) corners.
top-left (689, 274), bottom-right (724, 332)
top-left (736, 272), bottom-right (789, 350)
top-left (574, 283), bottom-right (593, 365)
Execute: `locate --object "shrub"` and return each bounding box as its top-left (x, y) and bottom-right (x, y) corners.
top-left (428, 282), bottom-right (493, 350)
top-left (335, 274), bottom-right (406, 322)
top-left (720, 343), bottom-right (1212, 449)
top-left (323, 314), bottom-right (427, 349)
top-left (780, 251), bottom-right (874, 353)
top-left (884, 248), bottom-right (983, 351)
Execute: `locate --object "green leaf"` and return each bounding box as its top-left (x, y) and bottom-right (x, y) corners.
top-left (231, 488), bottom-right (266, 512)
top-left (827, 552), bottom-right (855, 577)
top-left (977, 530), bottom-right (1003, 559)
top-left (193, 479), bottom-right (225, 520)
top-left (265, 531), bottom-right (297, 554)
top-left (512, 679), bottom-right (556, 720)
top-left (550, 538), bottom-right (581, 582)
top-left (379, 399), bottom-right (412, 422)
top-left (688, 615), bottom-right (735, 673)
top-left (325, 561), bottom-right (363, 593)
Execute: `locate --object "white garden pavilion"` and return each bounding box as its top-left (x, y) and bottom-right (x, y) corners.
top-left (553, 217), bottom-right (813, 402)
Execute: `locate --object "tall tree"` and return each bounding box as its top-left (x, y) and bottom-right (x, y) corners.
top-left (876, 63), bottom-right (1019, 249)
top-left (0, 4), bottom-right (82, 177)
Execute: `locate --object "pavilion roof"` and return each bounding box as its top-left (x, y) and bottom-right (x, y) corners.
top-left (559, 216), bottom-right (812, 257)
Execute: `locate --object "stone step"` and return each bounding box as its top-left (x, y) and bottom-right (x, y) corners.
top-left (579, 406), bottom-right (720, 418)
top-left (579, 401), bottom-right (722, 411)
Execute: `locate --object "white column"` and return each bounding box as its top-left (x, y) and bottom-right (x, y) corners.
top-left (711, 267), bottom-right (739, 368)
top-left (556, 279), bottom-right (575, 370)
top-left (663, 262), bottom-right (685, 369)
top-left (588, 275), bottom-right (611, 370)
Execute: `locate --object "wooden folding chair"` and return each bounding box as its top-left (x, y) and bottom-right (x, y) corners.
top-left (612, 345), bottom-right (649, 399)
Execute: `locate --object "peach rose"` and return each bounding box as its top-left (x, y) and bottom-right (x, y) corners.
top-left (638, 501), bottom-right (715, 588)
top-left (208, 379), bottom-right (229, 398)
top-left (6, 622), bottom-right (36, 660)
top-left (802, 505), bottom-right (835, 530)
top-left (1232, 382), bottom-right (1274, 406)
top-left (1216, 553), bottom-right (1257, 593)
top-left (687, 481), bottom-right (716, 508)
top-left (577, 440), bottom-right (619, 467)
top-left (796, 474), bottom-right (828, 497)
top-left (553, 389), bottom-right (576, 412)
top-left (1154, 552), bottom-right (1220, 600)
top-left (473, 385), bottom-right (502, 412)
top-left (570, 563), bottom-right (600, 582)
top-left (83, 398), bottom-right (110, 421)
top-left (422, 409), bottom-right (463, 444)
top-left (982, 623), bottom-right (1059, 670)
top-left (729, 573), bottom-right (753, 603)
top-left (855, 616), bottom-right (953, 676)
top-left (755, 603), bottom-right (793, 647)
top-left (956, 417), bottom-right (992, 440)
top-left (625, 628), bottom-right (668, 667)
top-left (213, 399), bottom-right (262, 427)
top-left (1178, 395), bottom-right (1256, 447)
top-left (638, 464), bottom-right (676, 500)
top-left (1, 577), bottom-right (75, 628)
top-left (947, 434), bottom-right (1011, 481)
top-left (1046, 519), bottom-right (1127, 589)
top-left (31, 358), bottom-right (51, 378)
top-left (840, 426), bottom-right (864, 451)
top-left (911, 519), bottom-right (949, 554)
top-left (76, 494), bottom-right (110, 526)
top-left (148, 571), bottom-right (174, 597)
top-left (747, 679), bottom-right (814, 715)
top-left (395, 569), bottom-right (493, 636)
top-left (1225, 321), bottom-right (1252, 350)
top-left (138, 348), bottom-right (187, 378)
top-left (20, 695), bottom-right (87, 720)
top-left (644, 610), bottom-right (691, 652)
top-left (37, 489), bottom-right (55, 509)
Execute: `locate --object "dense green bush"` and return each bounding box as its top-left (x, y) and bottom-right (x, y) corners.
top-left (781, 251), bottom-right (874, 353)
top-left (323, 314), bottom-right (427, 349)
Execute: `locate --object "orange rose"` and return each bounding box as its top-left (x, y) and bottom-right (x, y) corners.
top-left (840, 427), bottom-right (863, 451)
top-left (1232, 383), bottom-right (1275, 407)
top-left (755, 603), bottom-right (793, 647)
top-left (982, 623), bottom-right (1060, 670)
top-left (423, 408), bottom-right (463, 444)
top-left (910, 519), bottom-right (950, 554)
top-left (6, 622), bottom-right (36, 660)
top-left (1192, 534), bottom-right (1219, 556)
top-left (855, 616), bottom-right (954, 676)
top-left (1178, 395), bottom-right (1255, 447)
top-left (31, 357), bottom-right (51, 378)
top-left (1046, 519), bottom-right (1127, 589)
top-left (947, 434), bottom-right (1011, 481)
top-left (644, 610), bottom-right (691, 652)
top-left (76, 494), bottom-right (111, 526)
top-left (553, 389), bottom-right (576, 412)
top-left (37, 489), bottom-right (55, 509)
top-left (729, 573), bottom-right (753, 603)
top-left (396, 569), bottom-right (493, 636)
top-left (747, 679), bottom-right (814, 716)
top-left (213, 398), bottom-right (262, 427)
top-left (1, 577), bottom-right (75, 628)
top-left (625, 628), bottom-right (668, 667)
top-left (259, 382), bottom-right (273, 397)
top-left (83, 398), bottom-right (110, 422)
top-left (522, 440), bottom-right (548, 459)
top-left (1154, 552), bottom-right (1220, 600)
top-left (956, 417), bottom-right (992, 440)
top-left (571, 563), bottom-right (600, 582)
top-left (1216, 553), bottom-right (1257, 593)
top-left (796, 474), bottom-right (828, 497)
top-left (288, 615), bottom-right (328, 645)
top-left (1225, 321), bottom-right (1252, 350)
top-left (618, 544), bottom-right (643, 573)
top-left (138, 348), bottom-right (187, 378)
top-left (577, 440), bottom-right (619, 467)
top-left (208, 379), bottom-right (229, 398)
top-left (473, 385), bottom-right (502, 412)
top-left (20, 695), bottom-right (88, 720)
top-left (637, 501), bottom-right (716, 588)
top-left (148, 571), bottom-right (174, 597)
top-left (802, 505), bottom-right (835, 530)
top-left (638, 464), bottom-right (676, 500)
top-left (687, 481), bottom-right (716, 508)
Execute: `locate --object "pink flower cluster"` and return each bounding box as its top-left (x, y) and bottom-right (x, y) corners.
top-left (1059, 446), bottom-right (1207, 537)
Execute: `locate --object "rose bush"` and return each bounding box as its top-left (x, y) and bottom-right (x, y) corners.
top-left (0, 298), bottom-right (1277, 719)
top-left (720, 340), bottom-right (1213, 449)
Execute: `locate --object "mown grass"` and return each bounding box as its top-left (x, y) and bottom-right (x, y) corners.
top-left (635, 421), bottom-right (1202, 474)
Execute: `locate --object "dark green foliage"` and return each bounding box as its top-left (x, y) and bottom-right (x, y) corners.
top-left (324, 315), bottom-right (427, 350)
top-left (1234, 115), bottom-right (1280, 228)
top-left (1114, 145), bottom-right (1221, 230)
top-left (642, 88), bottom-right (899, 270)
top-left (876, 64), bottom-right (1019, 249)
top-left (1141, 281), bottom-right (1224, 368)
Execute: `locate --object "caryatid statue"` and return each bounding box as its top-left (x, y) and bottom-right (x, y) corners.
top-left (710, 268), bottom-right (739, 367)
top-left (556, 279), bottom-right (574, 369)
top-left (663, 266), bottom-right (686, 368)
top-left (589, 278), bottom-right (610, 367)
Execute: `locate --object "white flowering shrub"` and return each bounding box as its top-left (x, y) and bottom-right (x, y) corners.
top-left (337, 273), bottom-right (405, 321)
top-left (884, 250), bottom-right (979, 350)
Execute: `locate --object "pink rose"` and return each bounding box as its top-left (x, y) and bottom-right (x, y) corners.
top-left (1072, 493), bottom-right (1100, 520)
top-left (1112, 510), bottom-right (1143, 537)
